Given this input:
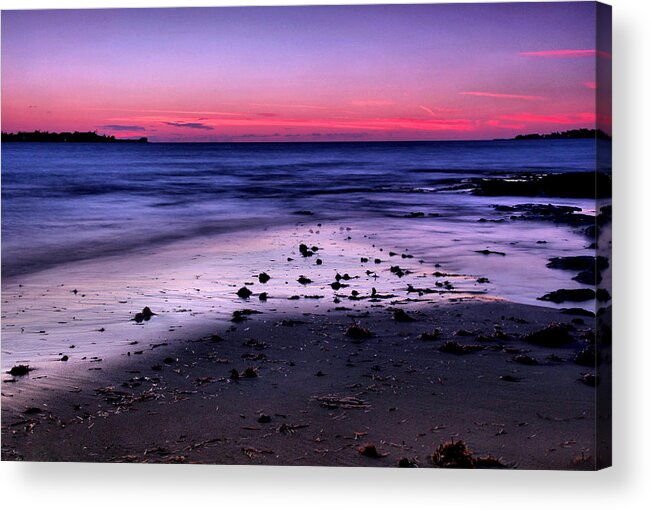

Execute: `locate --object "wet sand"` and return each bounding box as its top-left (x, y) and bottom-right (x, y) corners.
top-left (1, 220), bottom-right (609, 469)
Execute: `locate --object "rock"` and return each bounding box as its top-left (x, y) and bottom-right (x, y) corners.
top-left (345, 324), bottom-right (373, 340)
top-left (316, 258), bottom-right (323, 265)
top-left (573, 269), bottom-right (601, 285)
top-left (297, 276), bottom-right (312, 285)
top-left (60, 355), bottom-right (69, 362)
top-left (522, 323), bottom-right (572, 347)
top-left (258, 272), bottom-right (271, 284)
top-left (475, 249), bottom-right (506, 256)
top-left (547, 255), bottom-right (609, 271)
top-left (237, 286), bottom-right (253, 299)
top-left (473, 172), bottom-right (611, 199)
top-left (9, 365), bottom-right (31, 376)
top-left (438, 341), bottom-right (483, 354)
top-left (561, 308), bottom-right (595, 317)
top-left (499, 374), bottom-right (521, 382)
top-left (513, 354), bottom-right (538, 365)
top-left (538, 288), bottom-right (596, 303)
top-left (419, 330), bottom-right (441, 341)
top-left (257, 414), bottom-right (272, 423)
top-left (133, 306), bottom-right (156, 323)
top-left (299, 243), bottom-right (315, 257)
top-left (397, 457), bottom-right (417, 468)
top-left (259, 292), bottom-right (268, 301)
top-left (596, 288), bottom-right (611, 302)
top-left (393, 309), bottom-right (415, 322)
top-left (476, 277), bottom-right (490, 283)
top-left (243, 367), bottom-right (258, 378)
top-left (358, 443), bottom-right (386, 458)
top-left (390, 265), bottom-right (406, 277)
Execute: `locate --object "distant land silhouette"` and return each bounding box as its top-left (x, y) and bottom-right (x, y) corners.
top-left (1, 130), bottom-right (148, 143)
top-left (513, 128), bottom-right (611, 140)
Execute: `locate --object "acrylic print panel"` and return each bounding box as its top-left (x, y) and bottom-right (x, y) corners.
top-left (0, 2), bottom-right (611, 469)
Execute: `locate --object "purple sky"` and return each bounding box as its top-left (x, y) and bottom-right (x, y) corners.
top-left (1, 2), bottom-right (611, 141)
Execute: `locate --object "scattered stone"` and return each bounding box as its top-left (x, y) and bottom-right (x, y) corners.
top-left (299, 243), bottom-right (315, 257)
top-left (258, 272), bottom-right (271, 284)
top-left (393, 309), bottom-right (415, 322)
top-left (297, 276), bottom-right (312, 285)
top-left (390, 265), bottom-right (407, 278)
top-left (499, 374), bottom-right (521, 382)
top-left (513, 354), bottom-right (538, 365)
top-left (60, 355), bottom-right (69, 362)
top-left (8, 365), bottom-right (31, 376)
top-left (358, 443), bottom-right (387, 458)
top-left (475, 249), bottom-right (506, 256)
top-left (397, 457), bottom-right (418, 467)
top-left (345, 324), bottom-right (373, 340)
top-left (419, 330), bottom-right (441, 341)
top-left (257, 414), bottom-right (272, 424)
top-left (133, 307), bottom-right (156, 323)
top-left (237, 286), bottom-right (253, 299)
top-left (242, 367), bottom-right (258, 378)
top-left (259, 292), bottom-right (268, 301)
top-left (438, 341), bottom-right (483, 354)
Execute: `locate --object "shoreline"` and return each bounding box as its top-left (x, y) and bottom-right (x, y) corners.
top-left (1, 219), bottom-right (608, 468)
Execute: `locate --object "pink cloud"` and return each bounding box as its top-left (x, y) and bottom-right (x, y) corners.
top-left (584, 81), bottom-right (597, 90)
top-left (118, 113), bottom-right (476, 133)
top-left (499, 112), bottom-right (596, 124)
top-left (520, 49), bottom-right (611, 59)
top-left (485, 119), bottom-right (526, 130)
top-left (460, 91), bottom-right (545, 101)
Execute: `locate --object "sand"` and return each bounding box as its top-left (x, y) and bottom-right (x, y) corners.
top-left (1, 221), bottom-right (610, 469)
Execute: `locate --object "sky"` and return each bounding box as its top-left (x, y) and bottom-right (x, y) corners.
top-left (1, 3), bottom-right (611, 142)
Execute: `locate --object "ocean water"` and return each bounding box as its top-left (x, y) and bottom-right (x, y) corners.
top-left (1, 140), bottom-right (603, 305)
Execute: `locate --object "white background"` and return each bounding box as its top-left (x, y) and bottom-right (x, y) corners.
top-left (0, 0), bottom-right (649, 508)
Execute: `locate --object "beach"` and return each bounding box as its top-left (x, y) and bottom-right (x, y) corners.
top-left (1, 140), bottom-right (611, 468)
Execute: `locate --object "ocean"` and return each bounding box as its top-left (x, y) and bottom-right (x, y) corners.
top-left (1, 140), bottom-right (604, 306)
